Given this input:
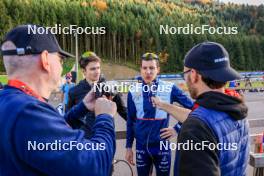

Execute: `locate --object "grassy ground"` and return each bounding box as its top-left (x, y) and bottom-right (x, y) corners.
top-left (0, 75), bottom-right (7, 84)
top-left (235, 81), bottom-right (264, 89)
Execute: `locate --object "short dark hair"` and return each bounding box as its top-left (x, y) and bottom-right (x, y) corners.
top-left (79, 55), bottom-right (101, 69)
top-left (141, 52), bottom-right (160, 67)
top-left (201, 75), bottom-right (226, 89)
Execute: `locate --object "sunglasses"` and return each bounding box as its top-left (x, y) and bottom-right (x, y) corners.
top-left (141, 52), bottom-right (159, 60)
top-left (81, 51), bottom-right (97, 59)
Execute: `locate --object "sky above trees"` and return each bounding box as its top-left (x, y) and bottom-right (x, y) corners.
top-left (221, 0), bottom-right (263, 6)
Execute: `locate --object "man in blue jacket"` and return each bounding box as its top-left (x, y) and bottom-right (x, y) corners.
top-left (153, 42), bottom-right (249, 176)
top-left (125, 53), bottom-right (193, 176)
top-left (0, 25), bottom-right (117, 176)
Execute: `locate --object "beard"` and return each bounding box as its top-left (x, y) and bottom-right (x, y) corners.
top-left (186, 75), bottom-right (198, 99)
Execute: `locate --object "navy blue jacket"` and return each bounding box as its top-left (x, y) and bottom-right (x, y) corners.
top-left (126, 78), bottom-right (193, 148)
top-left (0, 86), bottom-right (116, 176)
top-left (68, 79), bottom-right (127, 138)
top-left (174, 91), bottom-right (249, 176)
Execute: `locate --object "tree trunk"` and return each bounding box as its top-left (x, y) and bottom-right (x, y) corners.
top-left (108, 32), bottom-right (112, 60)
top-left (102, 33), bottom-right (105, 58)
top-left (113, 32), bottom-right (117, 63)
top-left (71, 34), bottom-right (74, 54)
top-left (131, 37), bottom-right (135, 64)
top-left (118, 33), bottom-right (121, 63)
top-left (92, 34), bottom-right (96, 53)
top-left (124, 36), bottom-right (127, 63)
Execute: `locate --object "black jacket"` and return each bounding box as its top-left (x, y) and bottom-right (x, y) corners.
top-left (177, 91), bottom-right (248, 176)
top-left (67, 78), bottom-right (127, 138)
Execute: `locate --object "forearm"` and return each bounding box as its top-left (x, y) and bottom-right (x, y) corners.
top-left (126, 119), bottom-right (135, 148)
top-left (159, 102), bottom-right (191, 122)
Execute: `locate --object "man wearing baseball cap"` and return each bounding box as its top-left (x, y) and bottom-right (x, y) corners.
top-left (153, 42), bottom-right (249, 175)
top-left (0, 25), bottom-right (117, 175)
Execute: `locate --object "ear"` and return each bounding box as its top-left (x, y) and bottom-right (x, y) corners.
top-left (191, 69), bottom-right (200, 84)
top-left (82, 68), bottom-right (86, 74)
top-left (40, 50), bottom-right (51, 72)
top-left (157, 67), bottom-right (160, 74)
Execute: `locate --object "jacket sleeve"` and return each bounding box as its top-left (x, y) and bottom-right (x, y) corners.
top-left (13, 102), bottom-right (116, 176)
top-left (113, 93), bottom-right (127, 121)
top-left (64, 101), bottom-right (89, 123)
top-left (64, 92), bottom-right (86, 129)
top-left (176, 117), bottom-right (220, 176)
top-left (171, 85), bottom-right (193, 109)
top-left (173, 122), bottom-right (182, 133)
top-left (126, 92), bottom-right (136, 148)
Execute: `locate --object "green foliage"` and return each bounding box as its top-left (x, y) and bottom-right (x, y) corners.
top-left (62, 58), bottom-right (75, 76)
top-left (0, 0), bottom-right (263, 73)
top-left (0, 75), bottom-right (7, 84)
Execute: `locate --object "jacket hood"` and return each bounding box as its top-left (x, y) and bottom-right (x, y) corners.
top-left (195, 90), bottom-right (248, 120)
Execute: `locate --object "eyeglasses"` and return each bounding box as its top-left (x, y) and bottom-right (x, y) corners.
top-left (181, 69), bottom-right (191, 80)
top-left (141, 52), bottom-right (159, 60)
top-left (81, 51), bottom-right (97, 59)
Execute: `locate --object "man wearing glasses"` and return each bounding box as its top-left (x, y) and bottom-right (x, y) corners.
top-left (67, 51), bottom-right (127, 138)
top-left (152, 42), bottom-right (249, 176)
top-left (0, 25), bottom-right (117, 175)
top-left (125, 53), bottom-right (193, 176)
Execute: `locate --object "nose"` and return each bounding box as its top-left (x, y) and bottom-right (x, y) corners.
top-left (146, 68), bottom-right (151, 75)
top-left (95, 68), bottom-right (100, 74)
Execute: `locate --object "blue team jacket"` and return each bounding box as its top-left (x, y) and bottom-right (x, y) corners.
top-left (0, 86), bottom-right (116, 176)
top-left (126, 78), bottom-right (193, 148)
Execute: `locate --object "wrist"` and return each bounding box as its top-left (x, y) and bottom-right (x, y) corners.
top-left (159, 101), bottom-right (166, 109)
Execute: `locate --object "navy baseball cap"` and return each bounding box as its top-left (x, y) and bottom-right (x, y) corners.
top-left (184, 42), bottom-right (241, 82)
top-left (1, 24), bottom-right (74, 58)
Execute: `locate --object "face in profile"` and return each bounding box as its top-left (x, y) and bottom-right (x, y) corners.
top-left (83, 61), bottom-right (101, 82)
top-left (183, 67), bottom-right (199, 99)
top-left (48, 53), bottom-right (63, 89)
top-left (141, 60), bottom-right (160, 84)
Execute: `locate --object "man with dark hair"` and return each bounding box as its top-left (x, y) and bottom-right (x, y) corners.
top-left (152, 42), bottom-right (249, 176)
top-left (125, 52), bottom-right (193, 176)
top-left (67, 51), bottom-right (127, 138)
top-left (0, 25), bottom-right (117, 175)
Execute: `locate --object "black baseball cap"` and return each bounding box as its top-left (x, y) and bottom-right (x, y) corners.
top-left (1, 24), bottom-right (74, 58)
top-left (184, 41), bottom-right (241, 82)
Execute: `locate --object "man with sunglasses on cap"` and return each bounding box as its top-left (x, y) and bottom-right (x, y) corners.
top-left (152, 42), bottom-right (249, 176)
top-left (0, 25), bottom-right (117, 176)
top-left (60, 72), bottom-right (75, 113)
top-left (125, 52), bottom-right (193, 176)
top-left (67, 51), bottom-right (127, 138)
